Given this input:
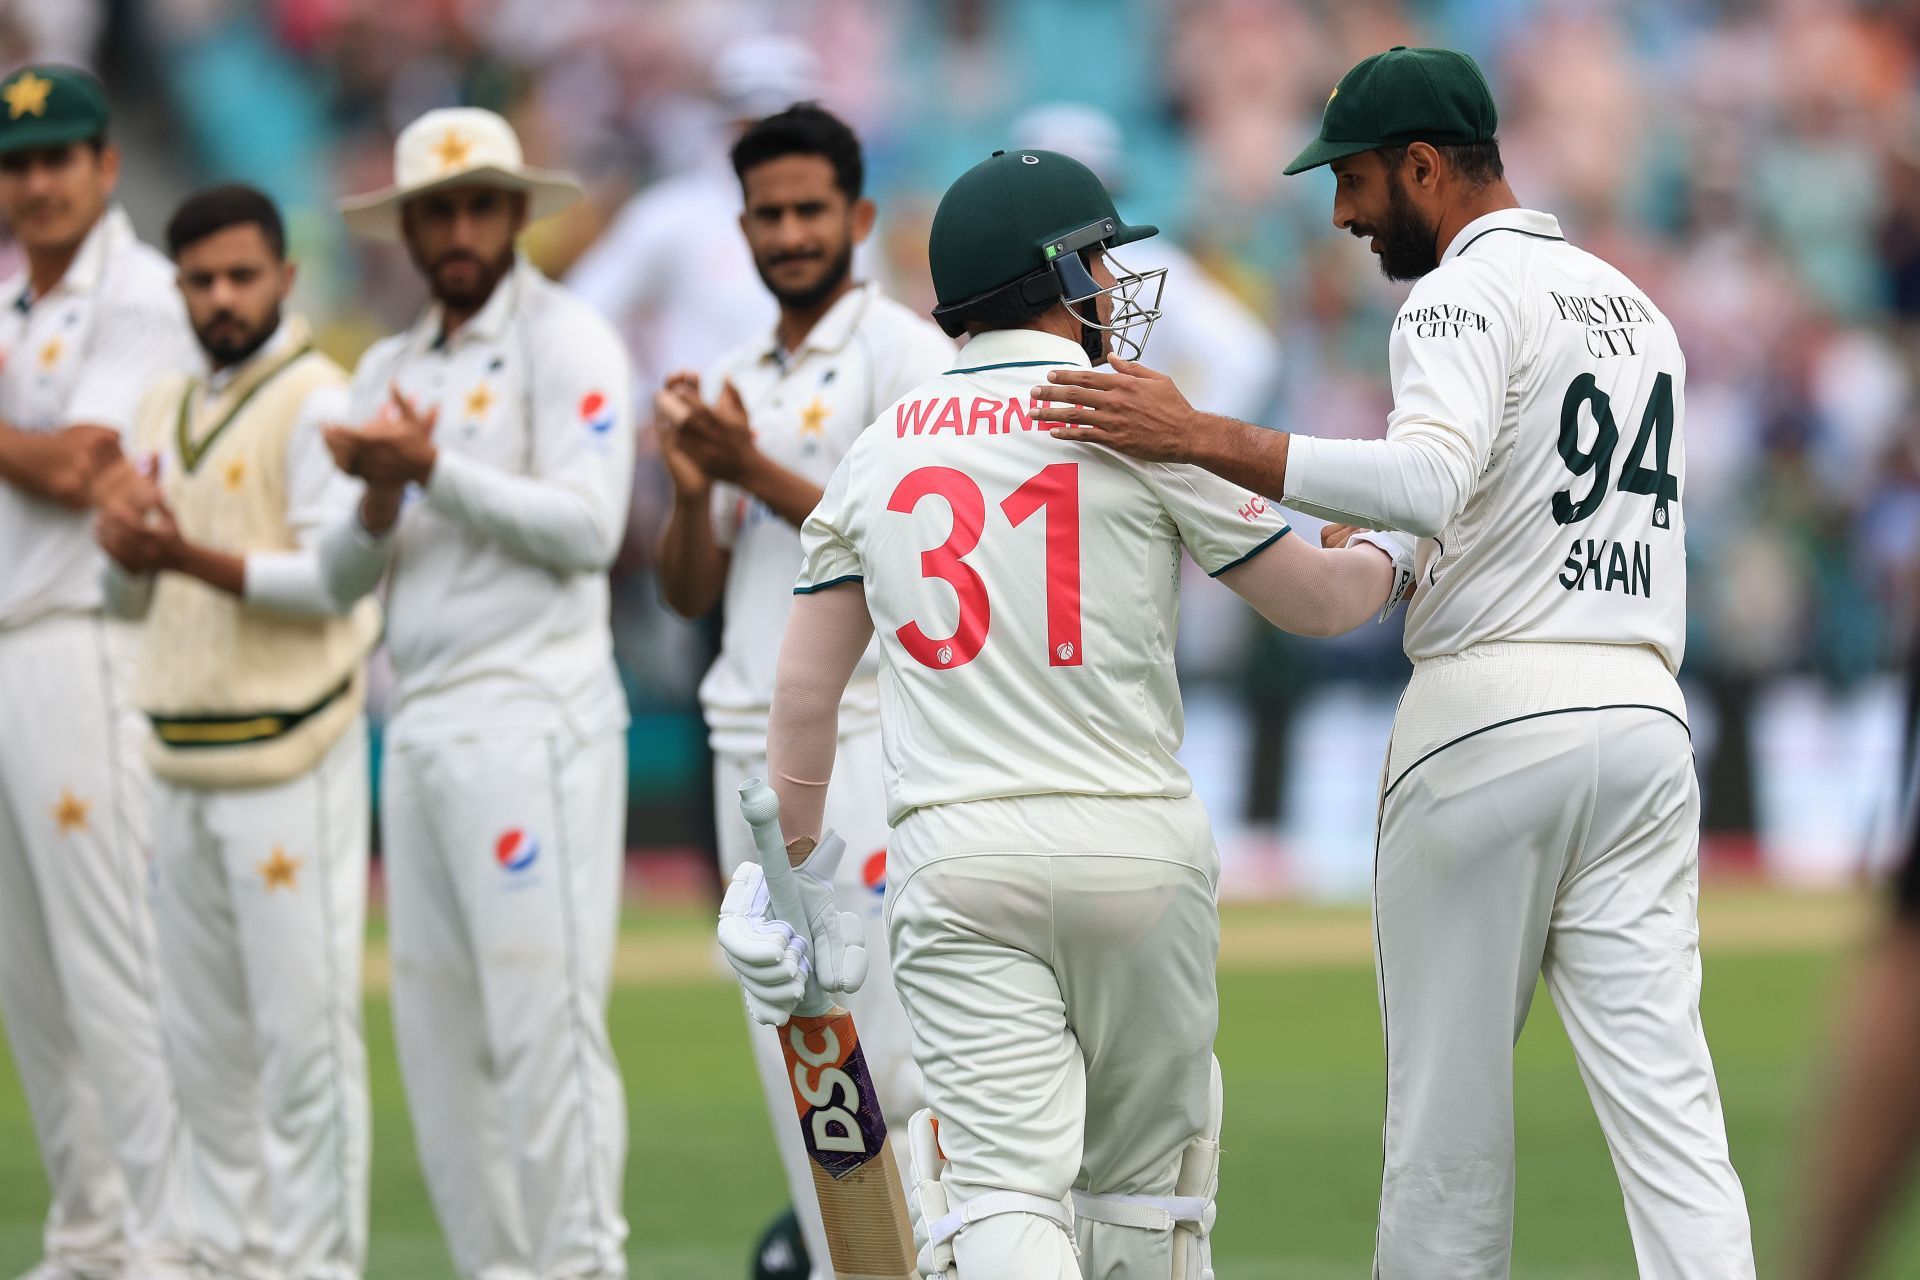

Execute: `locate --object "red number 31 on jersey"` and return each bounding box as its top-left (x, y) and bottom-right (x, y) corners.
top-left (887, 463), bottom-right (1083, 671)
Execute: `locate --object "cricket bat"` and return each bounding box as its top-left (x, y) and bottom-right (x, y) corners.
top-left (738, 779), bottom-right (918, 1280)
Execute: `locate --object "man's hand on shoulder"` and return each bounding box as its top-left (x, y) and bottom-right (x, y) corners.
top-left (1035, 357), bottom-right (1207, 463)
top-left (1039, 359), bottom-right (1295, 502)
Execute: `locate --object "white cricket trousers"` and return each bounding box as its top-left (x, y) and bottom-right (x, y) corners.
top-left (888, 792), bottom-right (1220, 1280)
top-left (150, 720), bottom-right (370, 1280)
top-left (713, 729), bottom-right (924, 1280)
top-left (0, 612), bottom-right (192, 1279)
top-left (382, 726), bottom-right (630, 1280)
top-left (1372, 643), bottom-right (1753, 1278)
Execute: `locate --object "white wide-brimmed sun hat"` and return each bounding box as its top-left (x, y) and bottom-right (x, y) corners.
top-left (338, 107), bottom-right (583, 241)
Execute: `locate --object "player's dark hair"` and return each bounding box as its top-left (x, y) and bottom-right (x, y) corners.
top-left (944, 249), bottom-right (1103, 364)
top-left (952, 283), bottom-right (1055, 334)
top-left (1380, 138), bottom-right (1505, 189)
top-left (940, 247), bottom-right (1099, 336)
top-left (731, 103), bottom-right (864, 201)
top-left (166, 183), bottom-right (285, 260)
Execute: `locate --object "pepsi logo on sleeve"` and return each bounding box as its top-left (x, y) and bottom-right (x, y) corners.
top-left (579, 391), bottom-right (615, 447)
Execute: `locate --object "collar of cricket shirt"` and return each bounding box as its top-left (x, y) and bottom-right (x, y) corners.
top-left (764, 279), bottom-right (875, 366)
top-left (31, 204), bottom-right (133, 305)
top-left (944, 326), bottom-right (1091, 375)
top-left (421, 252), bottom-right (528, 353)
top-left (1440, 207), bottom-right (1565, 266)
top-left (176, 313), bottom-right (316, 472)
top-left (206, 314), bottom-right (303, 395)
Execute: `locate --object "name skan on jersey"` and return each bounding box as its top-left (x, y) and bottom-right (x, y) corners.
top-left (1390, 210), bottom-right (1688, 671)
top-left (795, 329), bottom-right (1288, 825)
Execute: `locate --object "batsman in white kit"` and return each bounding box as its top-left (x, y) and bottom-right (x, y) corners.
top-left (0, 64), bottom-right (199, 1280)
top-left (95, 185), bottom-right (378, 1280)
top-left (1038, 47), bottom-right (1756, 1278)
top-left (316, 109), bottom-right (635, 1279)
top-left (654, 105), bottom-right (952, 1277)
top-left (718, 147), bottom-right (1410, 1279)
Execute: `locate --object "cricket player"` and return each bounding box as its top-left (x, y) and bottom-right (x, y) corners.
top-left (1036, 47), bottom-right (1756, 1277)
top-left (565, 35), bottom-right (819, 398)
top-left (654, 103), bottom-right (952, 1279)
top-left (718, 147), bottom-right (1408, 1279)
top-left (94, 184), bottom-right (379, 1280)
top-left (0, 64), bottom-right (198, 1280)
top-left (319, 108), bottom-right (635, 1279)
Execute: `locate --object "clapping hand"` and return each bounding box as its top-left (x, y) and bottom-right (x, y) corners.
top-left (323, 386), bottom-right (439, 489)
top-left (667, 379), bottom-right (757, 485)
top-left (654, 372), bottom-right (715, 498)
top-left (94, 477), bottom-right (183, 576)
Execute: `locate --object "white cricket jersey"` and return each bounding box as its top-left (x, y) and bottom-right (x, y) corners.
top-left (1285, 209), bottom-right (1688, 671)
top-left (796, 328), bottom-right (1290, 824)
top-left (0, 206), bottom-right (197, 628)
top-left (699, 282), bottom-right (956, 754)
top-left (335, 257), bottom-right (636, 743)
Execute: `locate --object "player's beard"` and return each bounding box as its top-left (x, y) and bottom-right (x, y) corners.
top-left (1372, 165), bottom-right (1442, 282)
top-left (421, 243), bottom-right (515, 313)
top-left (196, 304), bottom-right (282, 369)
top-left (758, 237), bottom-right (853, 312)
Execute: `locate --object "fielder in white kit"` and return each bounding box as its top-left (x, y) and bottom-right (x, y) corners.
top-left (563, 35), bottom-right (820, 400)
top-left (719, 147), bottom-right (1411, 1279)
top-left (318, 108), bottom-right (635, 1279)
top-left (1037, 47), bottom-right (1755, 1278)
top-left (0, 64), bottom-right (198, 1280)
top-left (95, 185), bottom-right (379, 1280)
top-left (653, 104), bottom-right (952, 1279)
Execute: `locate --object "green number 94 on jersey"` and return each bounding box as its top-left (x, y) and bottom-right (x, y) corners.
top-left (1551, 371), bottom-right (1678, 530)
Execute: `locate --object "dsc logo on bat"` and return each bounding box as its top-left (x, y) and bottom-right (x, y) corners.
top-left (786, 1013), bottom-right (890, 1177)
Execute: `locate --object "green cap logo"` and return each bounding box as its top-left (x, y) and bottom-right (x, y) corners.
top-left (1285, 46), bottom-right (1497, 176)
top-left (0, 65), bottom-right (109, 154)
top-left (3, 72), bottom-right (52, 121)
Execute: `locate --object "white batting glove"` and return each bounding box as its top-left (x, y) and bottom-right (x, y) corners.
top-left (718, 864), bottom-right (810, 1025)
top-left (716, 830), bottom-right (868, 1026)
top-left (788, 830), bottom-right (869, 1002)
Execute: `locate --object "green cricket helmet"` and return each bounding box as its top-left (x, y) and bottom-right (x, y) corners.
top-left (928, 148), bottom-right (1165, 362)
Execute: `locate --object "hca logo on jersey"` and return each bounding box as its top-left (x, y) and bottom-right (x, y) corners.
top-left (862, 848), bottom-right (887, 899)
top-left (579, 391), bottom-right (615, 441)
top-left (1238, 495), bottom-right (1267, 522)
top-left (495, 828), bottom-right (540, 873)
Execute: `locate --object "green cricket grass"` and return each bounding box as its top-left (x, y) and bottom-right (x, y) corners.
top-left (2, 889), bottom-right (1918, 1278)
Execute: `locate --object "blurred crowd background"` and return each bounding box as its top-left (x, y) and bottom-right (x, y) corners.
top-left (13, 0), bottom-right (1919, 893)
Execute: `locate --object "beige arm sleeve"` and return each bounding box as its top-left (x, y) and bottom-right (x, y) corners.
top-left (1217, 531), bottom-right (1396, 638)
top-left (765, 582), bottom-right (876, 844)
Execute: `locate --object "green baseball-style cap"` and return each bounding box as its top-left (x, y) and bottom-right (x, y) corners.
top-left (1284, 46), bottom-right (1496, 175)
top-left (928, 148), bottom-right (1156, 328)
top-left (0, 65), bottom-right (108, 154)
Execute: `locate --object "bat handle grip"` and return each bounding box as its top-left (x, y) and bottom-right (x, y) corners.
top-left (738, 778), bottom-right (832, 1017)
